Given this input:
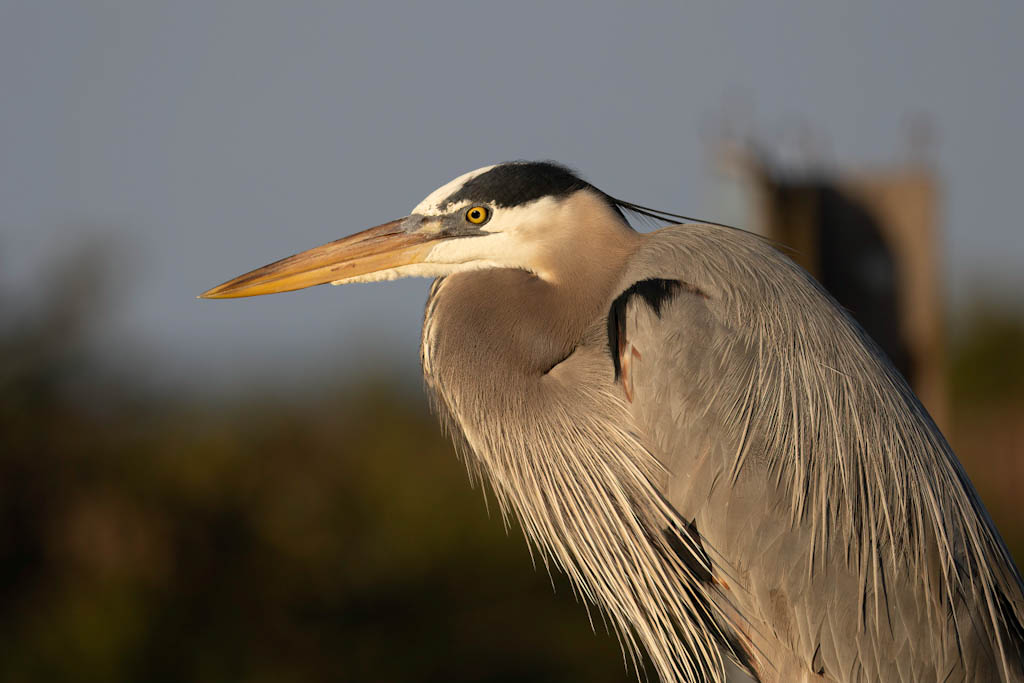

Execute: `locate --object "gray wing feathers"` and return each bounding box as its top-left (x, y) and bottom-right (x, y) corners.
top-left (620, 224), bottom-right (1024, 681)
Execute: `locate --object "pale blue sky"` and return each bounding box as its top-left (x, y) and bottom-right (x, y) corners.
top-left (2, 1), bottom-right (1021, 392)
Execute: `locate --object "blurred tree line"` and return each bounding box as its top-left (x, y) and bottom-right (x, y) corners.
top-left (0, 249), bottom-right (1021, 682)
top-left (947, 297), bottom-right (1024, 561)
top-left (0, 251), bottom-right (630, 682)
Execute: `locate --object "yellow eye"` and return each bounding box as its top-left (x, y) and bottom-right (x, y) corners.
top-left (465, 206), bottom-right (490, 225)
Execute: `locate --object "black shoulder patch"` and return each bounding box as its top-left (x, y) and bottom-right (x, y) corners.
top-left (443, 161), bottom-right (593, 209)
top-left (607, 279), bottom-right (683, 379)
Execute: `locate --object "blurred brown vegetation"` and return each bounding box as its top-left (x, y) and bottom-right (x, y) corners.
top-left (0, 252), bottom-right (1021, 682)
top-left (0, 253), bottom-right (632, 682)
top-left (948, 297), bottom-right (1024, 560)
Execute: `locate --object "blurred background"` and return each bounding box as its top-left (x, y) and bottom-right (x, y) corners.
top-left (2, 1), bottom-right (1022, 681)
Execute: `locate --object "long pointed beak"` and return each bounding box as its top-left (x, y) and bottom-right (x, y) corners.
top-left (199, 218), bottom-right (435, 299)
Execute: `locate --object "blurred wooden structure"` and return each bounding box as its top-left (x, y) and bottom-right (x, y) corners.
top-left (723, 146), bottom-right (949, 431)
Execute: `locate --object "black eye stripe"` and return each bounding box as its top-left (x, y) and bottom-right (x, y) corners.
top-left (442, 161), bottom-right (591, 209)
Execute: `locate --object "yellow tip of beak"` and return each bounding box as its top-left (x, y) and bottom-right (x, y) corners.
top-left (198, 218), bottom-right (435, 299)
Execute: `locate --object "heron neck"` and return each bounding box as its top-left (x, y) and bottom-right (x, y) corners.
top-left (425, 235), bottom-right (640, 382)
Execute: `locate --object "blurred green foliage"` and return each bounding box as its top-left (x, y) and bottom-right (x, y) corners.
top-left (0, 258), bottom-right (631, 682)
top-left (947, 297), bottom-right (1024, 561)
top-left (1, 255), bottom-right (1021, 682)
top-left (950, 299), bottom-right (1024, 410)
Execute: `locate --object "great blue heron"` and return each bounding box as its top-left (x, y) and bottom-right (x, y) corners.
top-left (201, 161), bottom-right (1024, 682)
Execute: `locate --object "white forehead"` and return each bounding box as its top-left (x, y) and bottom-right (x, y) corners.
top-left (411, 164), bottom-right (497, 216)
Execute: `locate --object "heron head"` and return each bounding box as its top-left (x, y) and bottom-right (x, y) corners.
top-left (200, 161), bottom-right (634, 298)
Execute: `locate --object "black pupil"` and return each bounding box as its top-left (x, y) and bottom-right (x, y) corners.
top-left (471, 209), bottom-right (481, 219)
